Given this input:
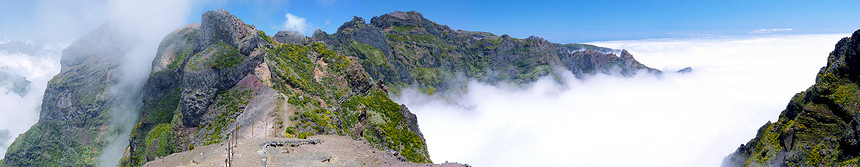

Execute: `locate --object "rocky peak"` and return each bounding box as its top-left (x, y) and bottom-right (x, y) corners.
top-left (336, 16), bottom-right (367, 33)
top-left (370, 11), bottom-right (450, 36)
top-left (390, 11), bottom-right (424, 20)
top-left (312, 29), bottom-right (328, 38)
top-left (370, 11), bottom-right (426, 28)
top-left (197, 9), bottom-right (256, 53)
top-left (525, 36), bottom-right (548, 43)
top-left (175, 9), bottom-right (269, 126)
top-left (333, 16), bottom-right (390, 56)
top-left (619, 49), bottom-right (634, 59)
top-left (823, 29), bottom-right (860, 82)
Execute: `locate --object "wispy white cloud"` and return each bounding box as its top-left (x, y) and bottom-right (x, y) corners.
top-left (397, 34), bottom-right (847, 166)
top-left (750, 28), bottom-right (793, 34)
top-left (282, 12), bottom-right (311, 35)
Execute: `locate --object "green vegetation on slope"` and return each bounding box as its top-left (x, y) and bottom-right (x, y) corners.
top-left (342, 91), bottom-right (429, 162)
top-left (267, 42), bottom-right (430, 162)
top-left (127, 89), bottom-right (183, 166)
top-left (210, 42), bottom-right (245, 69)
top-left (198, 87), bottom-right (252, 145)
top-left (143, 123), bottom-right (175, 161)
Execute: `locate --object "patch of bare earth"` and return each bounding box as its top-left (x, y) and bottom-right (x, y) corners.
top-left (143, 135), bottom-right (468, 167)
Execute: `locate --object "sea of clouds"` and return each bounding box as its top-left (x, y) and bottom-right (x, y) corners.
top-left (395, 34), bottom-right (848, 166)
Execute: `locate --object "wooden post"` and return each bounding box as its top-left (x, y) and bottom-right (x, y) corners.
top-left (226, 133), bottom-right (231, 167)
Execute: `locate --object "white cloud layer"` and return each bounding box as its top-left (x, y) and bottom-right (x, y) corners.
top-left (0, 42), bottom-right (63, 157)
top-left (283, 12), bottom-right (311, 35)
top-left (750, 28), bottom-right (793, 34)
top-left (395, 34), bottom-right (847, 166)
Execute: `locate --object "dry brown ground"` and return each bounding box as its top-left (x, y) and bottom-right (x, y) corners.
top-left (142, 135), bottom-right (467, 167)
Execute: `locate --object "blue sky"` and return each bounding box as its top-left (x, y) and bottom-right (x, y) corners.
top-left (3, 0), bottom-right (860, 43)
top-left (191, 0), bottom-right (860, 43)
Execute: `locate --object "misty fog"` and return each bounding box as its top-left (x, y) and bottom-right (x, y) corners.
top-left (396, 34), bottom-right (847, 166)
top-left (93, 1), bottom-right (192, 166)
top-left (0, 41), bottom-right (63, 157)
top-left (0, 0), bottom-right (192, 165)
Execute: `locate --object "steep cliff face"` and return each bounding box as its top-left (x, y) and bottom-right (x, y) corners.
top-left (310, 11), bottom-right (659, 94)
top-left (724, 29), bottom-right (860, 166)
top-left (1, 24), bottom-right (132, 166)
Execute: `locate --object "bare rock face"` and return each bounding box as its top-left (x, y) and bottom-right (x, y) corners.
top-left (178, 49), bottom-right (265, 126)
top-left (197, 9), bottom-right (250, 52)
top-left (335, 16), bottom-right (392, 56)
top-left (178, 9), bottom-right (268, 127)
top-left (399, 105), bottom-right (424, 140)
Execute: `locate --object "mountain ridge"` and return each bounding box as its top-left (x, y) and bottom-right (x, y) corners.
top-left (306, 10), bottom-right (659, 94)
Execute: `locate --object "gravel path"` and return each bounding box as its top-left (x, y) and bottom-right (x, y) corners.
top-left (143, 135), bottom-right (468, 167)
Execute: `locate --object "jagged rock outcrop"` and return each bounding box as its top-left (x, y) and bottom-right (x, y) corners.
top-left (724, 29), bottom-right (860, 166)
top-left (1, 24), bottom-right (132, 166)
top-left (177, 9), bottom-right (270, 126)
